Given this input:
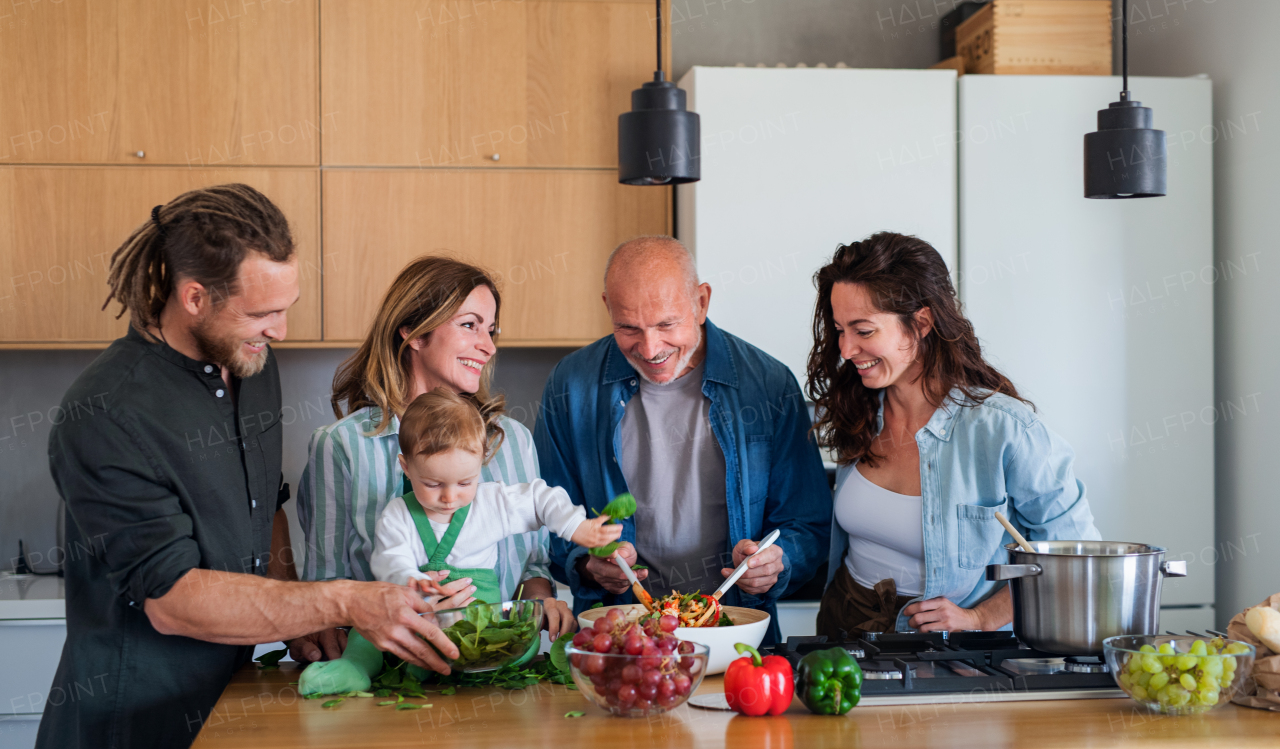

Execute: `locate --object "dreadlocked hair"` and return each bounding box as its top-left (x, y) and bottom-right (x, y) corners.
top-left (103, 183), bottom-right (294, 334)
top-left (805, 231), bottom-right (1031, 467)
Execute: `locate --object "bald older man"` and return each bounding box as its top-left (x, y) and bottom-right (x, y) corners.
top-left (534, 236), bottom-right (830, 644)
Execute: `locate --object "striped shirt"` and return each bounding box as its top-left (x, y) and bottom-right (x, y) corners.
top-left (297, 406), bottom-right (553, 600)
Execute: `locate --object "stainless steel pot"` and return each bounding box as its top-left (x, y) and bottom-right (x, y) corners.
top-left (986, 541), bottom-right (1187, 656)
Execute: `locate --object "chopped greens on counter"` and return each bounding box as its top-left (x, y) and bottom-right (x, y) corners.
top-left (255, 648), bottom-right (287, 670)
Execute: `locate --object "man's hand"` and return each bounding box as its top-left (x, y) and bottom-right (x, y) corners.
top-left (902, 597), bottom-right (981, 632)
top-left (286, 628), bottom-right (348, 663)
top-left (570, 515), bottom-right (624, 549)
top-left (579, 541), bottom-right (647, 595)
top-left (342, 581), bottom-right (459, 674)
top-left (720, 538), bottom-right (783, 596)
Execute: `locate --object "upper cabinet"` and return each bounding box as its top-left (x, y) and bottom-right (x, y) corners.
top-left (0, 167), bottom-right (322, 343)
top-left (320, 0), bottom-right (657, 167)
top-left (0, 0), bottom-right (319, 165)
top-left (322, 169), bottom-right (668, 344)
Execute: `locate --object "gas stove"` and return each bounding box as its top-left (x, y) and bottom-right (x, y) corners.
top-left (766, 632), bottom-right (1126, 706)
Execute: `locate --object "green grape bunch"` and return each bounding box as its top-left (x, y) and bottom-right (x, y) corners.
top-left (1116, 637), bottom-right (1251, 713)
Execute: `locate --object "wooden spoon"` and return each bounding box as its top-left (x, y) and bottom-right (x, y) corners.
top-left (613, 554), bottom-right (655, 610)
top-left (995, 511), bottom-right (1036, 553)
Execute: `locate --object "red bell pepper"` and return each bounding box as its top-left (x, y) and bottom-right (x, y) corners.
top-left (724, 642), bottom-right (795, 716)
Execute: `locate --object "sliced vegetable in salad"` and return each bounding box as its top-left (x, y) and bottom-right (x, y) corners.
top-left (640, 590), bottom-right (733, 628)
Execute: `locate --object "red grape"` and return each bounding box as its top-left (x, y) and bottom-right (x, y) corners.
top-left (673, 673), bottom-right (692, 696)
top-left (657, 637), bottom-right (677, 654)
top-left (592, 634), bottom-right (613, 653)
top-left (657, 692), bottom-right (681, 709)
top-left (616, 684), bottom-right (637, 704)
top-left (572, 631), bottom-right (593, 648)
top-left (657, 677), bottom-right (675, 698)
top-left (570, 653), bottom-right (584, 669)
top-left (606, 608), bottom-right (624, 624)
top-left (641, 669), bottom-right (662, 687)
top-left (583, 654), bottom-right (606, 675)
top-left (678, 641), bottom-right (694, 655)
top-left (621, 664), bottom-right (642, 683)
top-left (639, 683), bottom-right (658, 700)
top-left (589, 671), bottom-right (608, 688)
top-left (605, 677), bottom-right (622, 695)
top-left (624, 636), bottom-right (644, 655)
top-left (633, 697), bottom-right (652, 712)
top-left (659, 615), bottom-right (678, 632)
top-left (593, 617), bottom-right (611, 634)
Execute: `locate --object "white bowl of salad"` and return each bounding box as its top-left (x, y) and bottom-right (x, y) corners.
top-left (578, 594), bottom-right (770, 675)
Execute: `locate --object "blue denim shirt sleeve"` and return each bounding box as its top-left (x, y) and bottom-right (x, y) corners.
top-left (745, 374), bottom-right (831, 603)
top-left (1004, 420), bottom-right (1101, 543)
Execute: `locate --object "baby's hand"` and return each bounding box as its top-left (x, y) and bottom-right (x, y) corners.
top-left (571, 514), bottom-right (624, 549)
top-left (408, 573), bottom-right (449, 601)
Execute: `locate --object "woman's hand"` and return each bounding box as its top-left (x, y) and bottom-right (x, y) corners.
top-left (540, 597), bottom-right (577, 640)
top-left (902, 597), bottom-right (982, 632)
top-left (518, 577), bottom-right (577, 640)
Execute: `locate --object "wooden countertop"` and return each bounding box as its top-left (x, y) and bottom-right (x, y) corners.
top-left (195, 663), bottom-right (1279, 749)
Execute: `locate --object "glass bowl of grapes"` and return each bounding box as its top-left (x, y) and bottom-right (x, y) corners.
top-left (567, 607), bottom-right (710, 717)
top-left (1104, 634), bottom-right (1256, 714)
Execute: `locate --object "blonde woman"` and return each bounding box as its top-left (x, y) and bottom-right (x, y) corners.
top-left (296, 257), bottom-right (573, 662)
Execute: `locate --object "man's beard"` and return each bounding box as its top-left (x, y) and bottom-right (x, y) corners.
top-left (191, 311), bottom-right (270, 378)
top-left (626, 325), bottom-right (702, 386)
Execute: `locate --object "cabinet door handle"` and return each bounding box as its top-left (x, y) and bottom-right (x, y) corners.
top-left (133, 150), bottom-right (145, 158)
top-left (489, 153), bottom-right (500, 161)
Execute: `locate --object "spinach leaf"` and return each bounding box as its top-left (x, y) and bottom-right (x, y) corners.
top-left (549, 632), bottom-right (574, 674)
top-left (255, 648), bottom-right (287, 669)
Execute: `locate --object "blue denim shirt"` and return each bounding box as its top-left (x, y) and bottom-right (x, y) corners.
top-left (534, 319), bottom-right (832, 644)
top-left (825, 390), bottom-right (1101, 632)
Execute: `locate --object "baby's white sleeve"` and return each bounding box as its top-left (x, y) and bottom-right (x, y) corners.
top-left (371, 497), bottom-right (430, 586)
top-left (502, 479), bottom-right (586, 541)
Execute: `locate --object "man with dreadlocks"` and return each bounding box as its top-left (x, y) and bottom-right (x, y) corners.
top-left (38, 184), bottom-right (462, 749)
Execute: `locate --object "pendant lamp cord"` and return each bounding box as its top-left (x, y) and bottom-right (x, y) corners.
top-left (655, 0), bottom-right (664, 81)
top-left (1120, 0), bottom-right (1129, 101)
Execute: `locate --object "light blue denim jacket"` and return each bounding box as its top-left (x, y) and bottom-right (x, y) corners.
top-left (826, 389), bottom-right (1101, 632)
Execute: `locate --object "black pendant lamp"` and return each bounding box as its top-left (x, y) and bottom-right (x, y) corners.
top-left (1084, 0), bottom-right (1166, 198)
top-left (618, 0), bottom-right (700, 185)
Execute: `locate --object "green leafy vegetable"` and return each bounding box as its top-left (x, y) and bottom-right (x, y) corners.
top-left (630, 565), bottom-right (649, 571)
top-left (718, 611), bottom-right (734, 627)
top-left (588, 602), bottom-right (604, 610)
top-left (395, 703), bottom-right (425, 711)
top-left (377, 701), bottom-right (397, 707)
top-left (440, 686), bottom-right (457, 695)
top-left (255, 648), bottom-right (287, 669)
top-left (321, 699), bottom-right (344, 708)
top-left (588, 493), bottom-right (637, 557)
top-left (549, 632), bottom-right (574, 674)
top-left (564, 711), bottom-right (585, 718)
top-left (436, 602), bottom-right (539, 671)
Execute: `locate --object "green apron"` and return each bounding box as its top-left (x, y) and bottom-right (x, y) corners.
top-left (400, 480), bottom-right (540, 669)
top-left (403, 490), bottom-right (503, 605)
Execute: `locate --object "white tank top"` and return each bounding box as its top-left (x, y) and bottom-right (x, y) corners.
top-left (834, 465), bottom-right (926, 597)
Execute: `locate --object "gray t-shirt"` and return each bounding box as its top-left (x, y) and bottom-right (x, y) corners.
top-left (620, 362), bottom-right (731, 597)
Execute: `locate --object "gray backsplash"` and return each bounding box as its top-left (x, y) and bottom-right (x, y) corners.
top-left (0, 345), bottom-right (574, 573)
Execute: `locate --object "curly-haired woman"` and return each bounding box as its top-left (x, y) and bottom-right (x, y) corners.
top-left (807, 232), bottom-right (1100, 639)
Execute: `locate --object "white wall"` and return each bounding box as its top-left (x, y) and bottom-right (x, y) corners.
top-left (1126, 0), bottom-right (1280, 627)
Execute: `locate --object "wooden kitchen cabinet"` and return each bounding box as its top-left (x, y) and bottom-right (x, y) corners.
top-left (0, 0), bottom-right (318, 165)
top-left (320, 0), bottom-right (660, 168)
top-left (0, 167), bottom-right (322, 343)
top-left (322, 170), bottom-right (669, 344)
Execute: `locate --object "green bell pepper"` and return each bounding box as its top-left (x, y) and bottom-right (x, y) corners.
top-left (796, 647), bottom-right (863, 715)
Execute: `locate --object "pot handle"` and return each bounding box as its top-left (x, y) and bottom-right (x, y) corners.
top-left (986, 564), bottom-right (1042, 581)
top-left (1160, 560), bottom-right (1188, 578)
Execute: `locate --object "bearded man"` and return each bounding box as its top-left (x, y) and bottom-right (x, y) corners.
top-left (534, 236), bottom-right (831, 644)
top-left (39, 185), bottom-right (461, 749)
